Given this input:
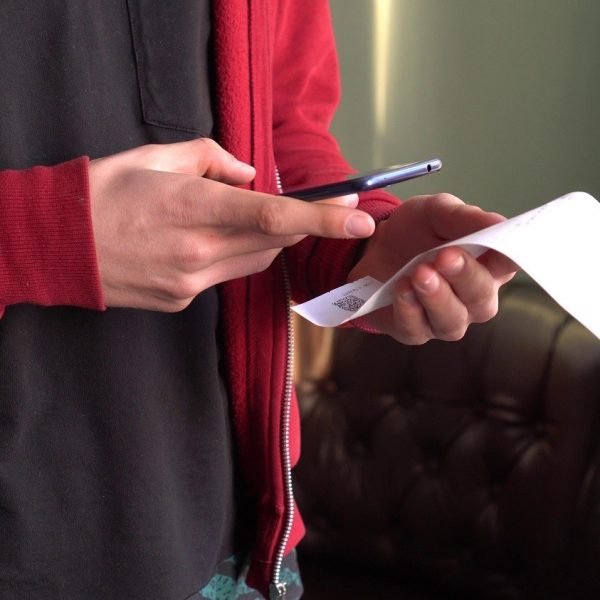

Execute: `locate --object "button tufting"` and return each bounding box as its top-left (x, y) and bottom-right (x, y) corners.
top-left (293, 281), bottom-right (600, 597)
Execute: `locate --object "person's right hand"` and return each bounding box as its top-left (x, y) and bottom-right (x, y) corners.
top-left (89, 138), bottom-right (375, 311)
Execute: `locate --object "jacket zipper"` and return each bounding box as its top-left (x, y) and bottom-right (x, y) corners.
top-left (269, 168), bottom-right (295, 600)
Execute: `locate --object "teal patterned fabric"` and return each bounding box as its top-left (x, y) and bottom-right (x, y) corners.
top-left (191, 550), bottom-right (303, 600)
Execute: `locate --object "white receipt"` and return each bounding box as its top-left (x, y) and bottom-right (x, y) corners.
top-left (292, 191), bottom-right (600, 339)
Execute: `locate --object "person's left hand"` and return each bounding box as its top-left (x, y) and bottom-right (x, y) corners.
top-left (348, 193), bottom-right (518, 344)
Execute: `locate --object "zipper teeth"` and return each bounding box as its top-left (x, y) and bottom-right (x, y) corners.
top-left (271, 253), bottom-right (295, 595)
top-left (274, 166), bottom-right (283, 195)
top-left (270, 167), bottom-right (295, 598)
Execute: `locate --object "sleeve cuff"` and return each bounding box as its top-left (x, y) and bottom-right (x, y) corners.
top-left (0, 156), bottom-right (105, 313)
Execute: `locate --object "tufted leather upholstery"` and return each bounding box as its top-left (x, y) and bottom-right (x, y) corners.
top-left (293, 282), bottom-right (600, 599)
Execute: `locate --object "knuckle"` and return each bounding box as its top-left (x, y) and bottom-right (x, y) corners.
top-left (472, 299), bottom-right (499, 323)
top-left (396, 331), bottom-right (431, 346)
top-left (426, 192), bottom-right (463, 212)
top-left (435, 192), bottom-right (461, 203)
top-left (392, 320), bottom-right (432, 346)
top-left (171, 277), bottom-right (198, 303)
top-left (439, 326), bottom-right (468, 342)
top-left (435, 314), bottom-right (469, 341)
top-left (173, 237), bottom-right (211, 272)
top-left (163, 274), bottom-right (198, 302)
top-left (255, 200), bottom-right (286, 235)
top-left (468, 290), bottom-right (498, 322)
top-left (393, 300), bottom-right (432, 345)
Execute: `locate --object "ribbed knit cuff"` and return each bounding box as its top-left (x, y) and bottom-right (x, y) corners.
top-left (0, 156), bottom-right (105, 314)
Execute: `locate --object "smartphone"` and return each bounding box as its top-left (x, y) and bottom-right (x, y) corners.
top-left (284, 158), bottom-right (442, 201)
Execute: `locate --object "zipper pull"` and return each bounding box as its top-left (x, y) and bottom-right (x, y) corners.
top-left (269, 582), bottom-right (287, 600)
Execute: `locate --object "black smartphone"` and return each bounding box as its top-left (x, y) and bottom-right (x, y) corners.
top-left (284, 158), bottom-right (442, 201)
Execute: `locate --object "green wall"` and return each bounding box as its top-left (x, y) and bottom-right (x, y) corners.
top-left (329, 0), bottom-right (600, 216)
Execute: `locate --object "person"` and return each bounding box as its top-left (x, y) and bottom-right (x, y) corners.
top-left (0, 1), bottom-right (516, 599)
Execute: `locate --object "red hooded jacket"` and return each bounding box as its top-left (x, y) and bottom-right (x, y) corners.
top-left (0, 1), bottom-right (399, 596)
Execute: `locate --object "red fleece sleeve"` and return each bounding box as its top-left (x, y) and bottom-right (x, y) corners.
top-left (0, 156), bottom-right (105, 317)
top-left (271, 0), bottom-right (400, 302)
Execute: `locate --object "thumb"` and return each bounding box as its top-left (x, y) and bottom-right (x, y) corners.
top-left (129, 138), bottom-right (256, 184)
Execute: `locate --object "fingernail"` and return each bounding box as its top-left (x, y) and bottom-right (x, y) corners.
top-left (346, 214), bottom-right (374, 238)
top-left (399, 289), bottom-right (418, 304)
top-left (342, 194), bottom-right (359, 207)
top-left (415, 272), bottom-right (439, 293)
top-left (441, 253), bottom-right (465, 276)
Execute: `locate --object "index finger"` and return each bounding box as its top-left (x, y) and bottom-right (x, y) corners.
top-left (210, 184), bottom-right (376, 240)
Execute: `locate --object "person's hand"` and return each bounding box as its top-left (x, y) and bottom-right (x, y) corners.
top-left (89, 138), bottom-right (375, 311)
top-left (348, 193), bottom-right (518, 344)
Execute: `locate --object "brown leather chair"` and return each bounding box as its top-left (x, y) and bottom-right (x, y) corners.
top-left (293, 281), bottom-right (600, 599)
